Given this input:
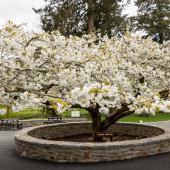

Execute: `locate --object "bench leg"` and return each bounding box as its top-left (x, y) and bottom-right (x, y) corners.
top-left (19, 124), bottom-right (23, 129)
top-left (6, 124), bottom-right (9, 129)
top-left (110, 136), bottom-right (113, 142)
top-left (17, 124), bottom-right (22, 129)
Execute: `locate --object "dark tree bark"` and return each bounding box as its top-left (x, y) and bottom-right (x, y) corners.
top-left (88, 104), bottom-right (134, 142)
top-left (159, 32), bottom-right (164, 44)
top-left (89, 109), bottom-right (102, 141)
top-left (6, 105), bottom-right (11, 118)
top-left (72, 103), bottom-right (134, 142)
top-left (87, 0), bottom-right (95, 34)
top-left (159, 89), bottom-right (169, 99)
top-left (99, 108), bottom-right (134, 132)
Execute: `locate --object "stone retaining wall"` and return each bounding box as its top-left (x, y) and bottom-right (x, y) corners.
top-left (15, 122), bottom-right (170, 163)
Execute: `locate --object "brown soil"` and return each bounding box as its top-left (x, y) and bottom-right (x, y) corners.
top-left (50, 133), bottom-right (147, 142)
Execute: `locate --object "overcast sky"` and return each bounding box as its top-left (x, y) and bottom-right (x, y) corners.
top-left (0, 0), bottom-right (137, 31)
top-left (0, 0), bottom-right (45, 31)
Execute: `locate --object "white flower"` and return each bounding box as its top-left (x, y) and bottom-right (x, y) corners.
top-left (150, 105), bottom-right (156, 116)
top-left (57, 103), bottom-right (62, 110)
top-left (0, 109), bottom-right (6, 115)
top-left (159, 101), bottom-right (170, 113)
top-left (12, 105), bottom-right (23, 112)
top-left (0, 22), bottom-right (169, 118)
top-left (99, 107), bottom-right (109, 115)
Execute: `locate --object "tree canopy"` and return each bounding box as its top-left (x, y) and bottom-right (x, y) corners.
top-left (130, 0), bottom-right (170, 44)
top-left (0, 22), bottom-right (170, 141)
top-left (34, 0), bottom-right (128, 37)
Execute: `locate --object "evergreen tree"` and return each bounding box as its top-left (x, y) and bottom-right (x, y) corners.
top-left (131, 0), bottom-right (170, 44)
top-left (34, 0), bottom-right (128, 37)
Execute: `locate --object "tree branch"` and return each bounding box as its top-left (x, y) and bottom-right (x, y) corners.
top-left (99, 105), bottom-right (135, 132)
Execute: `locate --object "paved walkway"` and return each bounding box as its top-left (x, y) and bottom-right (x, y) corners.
top-left (1, 121), bottom-right (170, 170)
top-left (148, 120), bottom-right (170, 128)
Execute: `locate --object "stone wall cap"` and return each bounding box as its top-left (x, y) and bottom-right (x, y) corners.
top-left (15, 122), bottom-right (170, 148)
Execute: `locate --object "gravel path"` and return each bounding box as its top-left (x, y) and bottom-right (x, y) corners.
top-left (1, 122), bottom-right (170, 170)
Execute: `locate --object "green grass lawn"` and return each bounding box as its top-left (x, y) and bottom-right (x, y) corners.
top-left (119, 112), bottom-right (170, 123)
top-left (0, 108), bottom-right (45, 120)
top-left (0, 107), bottom-right (90, 120)
top-left (1, 107), bottom-right (170, 123)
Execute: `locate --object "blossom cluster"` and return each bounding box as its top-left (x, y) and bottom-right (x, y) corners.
top-left (0, 21), bottom-right (170, 115)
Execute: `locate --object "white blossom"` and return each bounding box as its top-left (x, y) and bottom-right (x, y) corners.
top-left (0, 109), bottom-right (6, 115)
top-left (0, 22), bottom-right (169, 116)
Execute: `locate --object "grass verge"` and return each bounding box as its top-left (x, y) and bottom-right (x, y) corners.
top-left (1, 107), bottom-right (170, 123)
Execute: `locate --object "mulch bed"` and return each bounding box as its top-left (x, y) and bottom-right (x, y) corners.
top-left (50, 133), bottom-right (147, 142)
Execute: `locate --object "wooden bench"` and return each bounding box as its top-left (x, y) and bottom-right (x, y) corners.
top-left (44, 116), bottom-right (62, 125)
top-left (2, 119), bottom-right (23, 130)
top-left (97, 132), bottom-right (113, 142)
top-left (0, 119), bottom-right (9, 129)
top-left (0, 119), bottom-right (5, 128)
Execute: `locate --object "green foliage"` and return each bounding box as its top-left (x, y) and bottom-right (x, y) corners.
top-left (89, 88), bottom-right (108, 94)
top-left (0, 107), bottom-right (90, 119)
top-left (0, 108), bottom-right (45, 120)
top-left (130, 0), bottom-right (170, 43)
top-left (34, 0), bottom-right (128, 37)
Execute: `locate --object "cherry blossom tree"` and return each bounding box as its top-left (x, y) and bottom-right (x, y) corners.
top-left (0, 21), bottom-right (170, 141)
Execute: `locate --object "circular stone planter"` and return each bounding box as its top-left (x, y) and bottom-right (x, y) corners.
top-left (15, 122), bottom-right (170, 162)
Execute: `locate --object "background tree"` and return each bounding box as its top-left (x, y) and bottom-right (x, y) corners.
top-left (34, 0), bottom-right (128, 37)
top-left (130, 0), bottom-right (170, 44)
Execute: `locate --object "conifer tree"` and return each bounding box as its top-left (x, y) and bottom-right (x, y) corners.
top-left (34, 0), bottom-right (128, 36)
top-left (131, 0), bottom-right (170, 43)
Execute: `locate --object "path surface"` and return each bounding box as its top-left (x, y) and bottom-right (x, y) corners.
top-left (1, 121), bottom-right (170, 170)
top-left (148, 121), bottom-right (170, 128)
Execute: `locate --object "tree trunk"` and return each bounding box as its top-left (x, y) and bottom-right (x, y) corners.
top-left (159, 32), bottom-right (163, 44)
top-left (6, 105), bottom-right (11, 118)
top-left (87, 0), bottom-right (95, 34)
top-left (74, 104), bottom-right (134, 142)
top-left (99, 109), bottom-right (134, 132)
top-left (89, 109), bottom-right (102, 142)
